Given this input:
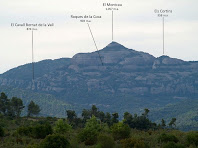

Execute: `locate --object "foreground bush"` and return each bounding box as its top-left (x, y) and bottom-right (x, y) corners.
top-left (163, 142), bottom-right (185, 148)
top-left (186, 132), bottom-right (198, 146)
top-left (54, 119), bottom-right (72, 134)
top-left (27, 144), bottom-right (39, 148)
top-left (32, 124), bottom-right (53, 139)
top-left (16, 126), bottom-right (33, 136)
top-left (158, 133), bottom-right (179, 143)
top-left (78, 116), bottom-right (101, 145)
top-left (111, 122), bottom-right (130, 140)
top-left (16, 124), bottom-right (53, 139)
top-left (0, 126), bottom-right (4, 137)
top-left (121, 138), bottom-right (148, 148)
top-left (40, 134), bottom-right (70, 148)
top-left (97, 134), bottom-right (115, 148)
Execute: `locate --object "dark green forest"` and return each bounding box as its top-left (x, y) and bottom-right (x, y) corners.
top-left (0, 92), bottom-right (198, 148)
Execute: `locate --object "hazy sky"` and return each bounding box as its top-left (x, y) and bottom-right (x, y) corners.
top-left (0, 0), bottom-right (198, 74)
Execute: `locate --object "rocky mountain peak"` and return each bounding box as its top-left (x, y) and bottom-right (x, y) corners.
top-left (157, 55), bottom-right (185, 65)
top-left (102, 41), bottom-right (127, 51)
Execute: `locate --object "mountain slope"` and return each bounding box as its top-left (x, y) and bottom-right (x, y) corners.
top-left (0, 85), bottom-right (75, 117)
top-left (150, 99), bottom-right (198, 131)
top-left (0, 42), bottom-right (198, 130)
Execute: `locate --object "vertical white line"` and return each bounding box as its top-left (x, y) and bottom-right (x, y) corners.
top-left (32, 30), bottom-right (34, 80)
top-left (112, 10), bottom-right (114, 41)
top-left (163, 17), bottom-right (164, 55)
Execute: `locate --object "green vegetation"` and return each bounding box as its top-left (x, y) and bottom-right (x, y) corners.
top-left (163, 142), bottom-right (185, 148)
top-left (158, 133), bottom-right (179, 143)
top-left (150, 99), bottom-right (198, 131)
top-left (16, 123), bottom-right (53, 139)
top-left (0, 86), bottom-right (74, 117)
top-left (27, 101), bottom-right (41, 117)
top-left (120, 138), bottom-right (148, 148)
top-left (1, 85), bottom-right (198, 131)
top-left (40, 134), bottom-right (70, 148)
top-left (0, 92), bottom-right (25, 117)
top-left (78, 116), bottom-right (101, 145)
top-left (0, 126), bottom-right (4, 137)
top-left (186, 132), bottom-right (198, 146)
top-left (111, 122), bottom-right (130, 140)
top-left (97, 134), bottom-right (115, 148)
top-left (54, 119), bottom-right (72, 134)
top-left (0, 92), bottom-right (40, 118)
top-left (0, 92), bottom-right (198, 148)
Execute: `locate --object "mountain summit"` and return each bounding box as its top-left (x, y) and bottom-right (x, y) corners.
top-left (72, 42), bottom-right (155, 66)
top-left (103, 41), bottom-right (127, 51)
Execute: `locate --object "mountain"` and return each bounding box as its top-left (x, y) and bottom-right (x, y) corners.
top-left (0, 42), bottom-right (198, 130)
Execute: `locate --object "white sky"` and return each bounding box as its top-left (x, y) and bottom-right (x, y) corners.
top-left (0, 0), bottom-right (198, 74)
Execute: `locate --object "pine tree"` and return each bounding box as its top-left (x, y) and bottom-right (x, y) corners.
top-left (27, 101), bottom-right (41, 117)
top-left (0, 92), bottom-right (9, 115)
top-left (9, 97), bottom-right (25, 117)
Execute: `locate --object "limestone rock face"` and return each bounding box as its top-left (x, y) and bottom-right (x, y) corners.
top-left (71, 42), bottom-right (155, 72)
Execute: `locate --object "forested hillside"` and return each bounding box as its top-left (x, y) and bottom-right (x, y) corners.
top-left (0, 92), bottom-right (197, 148)
top-left (0, 86), bottom-right (73, 117)
top-left (150, 99), bottom-right (198, 131)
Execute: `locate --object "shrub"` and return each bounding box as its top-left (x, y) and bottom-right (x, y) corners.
top-left (32, 124), bottom-right (53, 139)
top-left (0, 126), bottom-right (4, 137)
top-left (27, 144), bottom-right (39, 148)
top-left (79, 129), bottom-right (98, 145)
top-left (158, 133), bottom-right (179, 143)
top-left (163, 142), bottom-right (185, 148)
top-left (78, 116), bottom-right (101, 145)
top-left (121, 138), bottom-right (148, 148)
top-left (17, 124), bottom-right (53, 139)
top-left (111, 122), bottom-right (130, 140)
top-left (16, 126), bottom-right (33, 136)
top-left (186, 132), bottom-right (198, 146)
top-left (54, 119), bottom-right (72, 134)
top-left (97, 134), bottom-right (115, 148)
top-left (40, 134), bottom-right (70, 148)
